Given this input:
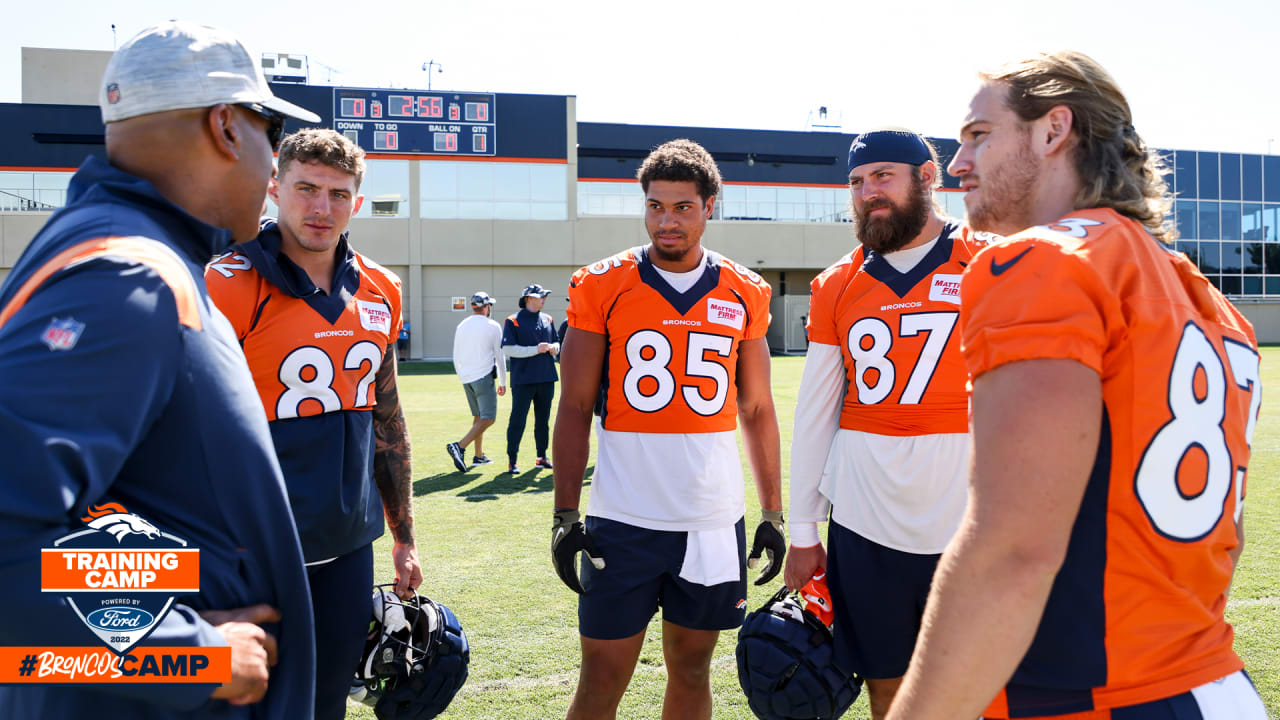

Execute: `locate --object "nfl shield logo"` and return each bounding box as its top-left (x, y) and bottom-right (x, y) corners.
top-left (42, 317), bottom-right (85, 351)
top-left (106, 83), bottom-right (121, 104)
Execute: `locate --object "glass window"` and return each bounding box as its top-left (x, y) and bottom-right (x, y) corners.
top-left (1267, 276), bottom-right (1280, 294)
top-left (1242, 155), bottom-right (1263, 201)
top-left (355, 159), bottom-right (409, 218)
top-left (1265, 205), bottom-right (1280, 243)
top-left (493, 201), bottom-right (530, 220)
top-left (457, 200), bottom-right (492, 219)
top-left (1220, 153), bottom-right (1241, 201)
top-left (1243, 243), bottom-right (1263, 274)
top-left (1174, 151), bottom-right (1196, 198)
top-left (1176, 241), bottom-right (1199, 266)
top-left (577, 180), bottom-right (641, 217)
top-left (721, 185), bottom-right (747, 219)
top-left (457, 164), bottom-right (493, 201)
top-left (776, 186), bottom-right (805, 221)
top-left (1243, 203), bottom-right (1264, 241)
top-left (1198, 201), bottom-right (1219, 240)
top-left (421, 161), bottom-right (457, 199)
top-left (1266, 156), bottom-right (1280, 202)
top-left (746, 186), bottom-right (777, 220)
top-left (1199, 241), bottom-right (1221, 274)
top-left (421, 200), bottom-right (457, 219)
top-left (1220, 202), bottom-right (1241, 240)
top-left (530, 165), bottom-right (567, 203)
top-left (1220, 241), bottom-right (1242, 273)
top-left (1176, 200), bottom-right (1197, 240)
top-left (0, 170), bottom-right (74, 211)
top-left (1219, 275), bottom-right (1241, 295)
top-left (1197, 153), bottom-right (1219, 200)
top-left (1243, 276), bottom-right (1262, 294)
top-left (1266, 245), bottom-right (1280, 274)
top-left (493, 164), bottom-right (531, 202)
top-left (423, 161), bottom-right (568, 220)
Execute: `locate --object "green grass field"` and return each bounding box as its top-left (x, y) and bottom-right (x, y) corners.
top-left (346, 351), bottom-right (1280, 720)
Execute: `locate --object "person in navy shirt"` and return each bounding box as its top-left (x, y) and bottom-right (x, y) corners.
top-left (502, 283), bottom-right (560, 474)
top-left (0, 21), bottom-right (319, 718)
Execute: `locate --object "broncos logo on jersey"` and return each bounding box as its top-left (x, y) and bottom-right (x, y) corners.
top-left (81, 503), bottom-right (162, 542)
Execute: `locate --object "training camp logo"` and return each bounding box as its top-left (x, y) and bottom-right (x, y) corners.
top-left (41, 503), bottom-right (199, 654)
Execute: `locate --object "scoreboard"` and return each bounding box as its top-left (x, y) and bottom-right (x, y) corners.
top-left (332, 88), bottom-right (496, 155)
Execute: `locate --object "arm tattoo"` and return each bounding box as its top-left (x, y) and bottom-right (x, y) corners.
top-left (373, 345), bottom-right (415, 545)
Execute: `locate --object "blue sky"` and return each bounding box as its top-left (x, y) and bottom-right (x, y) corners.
top-left (3, 0), bottom-right (1276, 154)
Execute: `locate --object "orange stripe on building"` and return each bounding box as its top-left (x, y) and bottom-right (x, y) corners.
top-left (0, 236), bottom-right (202, 332)
top-left (40, 548), bottom-right (200, 593)
top-left (0, 646), bottom-right (230, 683)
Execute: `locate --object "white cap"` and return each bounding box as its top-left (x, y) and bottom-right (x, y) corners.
top-left (100, 20), bottom-right (321, 124)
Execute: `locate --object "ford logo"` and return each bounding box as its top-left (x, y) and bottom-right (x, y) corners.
top-left (86, 607), bottom-right (155, 631)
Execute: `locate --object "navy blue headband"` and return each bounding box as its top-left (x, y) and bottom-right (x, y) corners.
top-left (847, 130), bottom-right (932, 173)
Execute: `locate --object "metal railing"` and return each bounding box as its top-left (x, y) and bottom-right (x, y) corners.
top-left (0, 188), bottom-right (61, 212)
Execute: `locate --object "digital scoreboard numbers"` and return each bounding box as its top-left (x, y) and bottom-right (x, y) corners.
top-left (332, 88), bottom-right (496, 156)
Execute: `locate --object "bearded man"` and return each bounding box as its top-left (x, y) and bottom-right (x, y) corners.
top-left (784, 129), bottom-right (996, 720)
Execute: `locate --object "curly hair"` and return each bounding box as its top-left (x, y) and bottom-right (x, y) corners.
top-left (277, 128), bottom-right (366, 190)
top-left (636, 139), bottom-right (722, 203)
top-left (982, 51), bottom-right (1175, 243)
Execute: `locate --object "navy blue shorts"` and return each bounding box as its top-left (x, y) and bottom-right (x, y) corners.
top-left (578, 517), bottom-right (747, 640)
top-left (826, 521), bottom-right (940, 679)
top-left (307, 543), bottom-right (374, 720)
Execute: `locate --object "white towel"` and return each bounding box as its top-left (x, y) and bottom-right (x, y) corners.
top-left (678, 526), bottom-right (741, 586)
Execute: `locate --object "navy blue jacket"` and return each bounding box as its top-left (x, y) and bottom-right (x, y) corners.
top-left (223, 222), bottom-right (387, 562)
top-left (502, 308), bottom-right (559, 385)
top-left (0, 158), bottom-right (315, 718)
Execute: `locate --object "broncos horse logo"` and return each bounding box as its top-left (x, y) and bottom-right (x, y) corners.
top-left (80, 502), bottom-right (161, 542)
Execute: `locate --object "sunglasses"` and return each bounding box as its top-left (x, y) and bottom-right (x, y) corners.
top-left (239, 103), bottom-right (287, 151)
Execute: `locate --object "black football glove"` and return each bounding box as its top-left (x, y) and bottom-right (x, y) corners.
top-left (747, 510), bottom-right (786, 586)
top-left (551, 508), bottom-right (605, 594)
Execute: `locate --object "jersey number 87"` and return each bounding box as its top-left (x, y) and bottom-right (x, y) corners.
top-left (1134, 322), bottom-right (1260, 542)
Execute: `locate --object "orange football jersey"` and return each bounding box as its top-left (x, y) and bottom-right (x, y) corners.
top-left (567, 247), bottom-right (771, 433)
top-left (807, 221), bottom-right (992, 436)
top-left (205, 248), bottom-right (402, 421)
top-left (962, 208), bottom-right (1259, 717)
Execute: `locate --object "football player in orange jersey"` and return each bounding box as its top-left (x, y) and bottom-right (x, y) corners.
top-left (551, 139), bottom-right (786, 720)
top-left (886, 52), bottom-right (1265, 720)
top-left (783, 129), bottom-right (993, 720)
top-left (205, 129), bottom-right (421, 720)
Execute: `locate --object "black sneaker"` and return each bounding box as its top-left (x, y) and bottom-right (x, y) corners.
top-left (508, 463), bottom-right (520, 474)
top-left (534, 457), bottom-right (553, 469)
top-left (445, 442), bottom-right (467, 473)
top-left (472, 455), bottom-right (493, 466)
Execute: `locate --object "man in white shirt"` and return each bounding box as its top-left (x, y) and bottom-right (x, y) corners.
top-left (447, 291), bottom-right (507, 471)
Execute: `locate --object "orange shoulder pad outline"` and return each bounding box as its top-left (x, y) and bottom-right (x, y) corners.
top-left (0, 236), bottom-right (201, 332)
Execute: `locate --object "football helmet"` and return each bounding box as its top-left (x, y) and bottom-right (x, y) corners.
top-left (349, 585), bottom-right (470, 720)
top-left (736, 587), bottom-right (861, 720)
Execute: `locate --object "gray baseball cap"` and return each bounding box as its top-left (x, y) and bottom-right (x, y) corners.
top-left (100, 20), bottom-right (321, 124)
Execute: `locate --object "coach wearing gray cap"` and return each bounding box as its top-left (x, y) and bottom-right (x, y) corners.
top-left (0, 21), bottom-right (319, 718)
top-left (447, 291), bottom-right (508, 472)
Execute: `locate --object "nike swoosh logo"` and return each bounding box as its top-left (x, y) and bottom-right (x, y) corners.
top-left (990, 247), bottom-right (1034, 276)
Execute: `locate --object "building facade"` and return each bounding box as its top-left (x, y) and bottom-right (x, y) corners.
top-left (4, 47), bottom-right (1279, 357)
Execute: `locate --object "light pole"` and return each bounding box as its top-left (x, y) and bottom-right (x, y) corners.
top-left (422, 60), bottom-right (443, 91)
